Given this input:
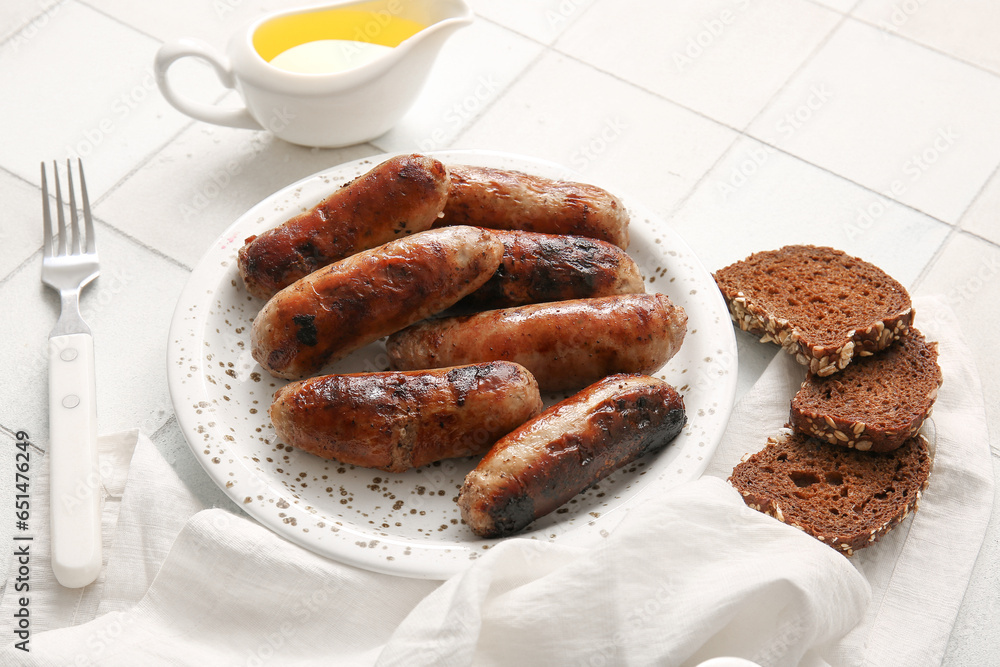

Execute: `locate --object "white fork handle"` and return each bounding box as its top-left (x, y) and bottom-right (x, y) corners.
top-left (48, 332), bottom-right (102, 588)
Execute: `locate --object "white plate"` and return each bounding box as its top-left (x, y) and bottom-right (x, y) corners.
top-left (167, 150), bottom-right (738, 579)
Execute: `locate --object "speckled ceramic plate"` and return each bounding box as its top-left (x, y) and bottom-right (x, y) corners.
top-left (167, 150), bottom-right (738, 579)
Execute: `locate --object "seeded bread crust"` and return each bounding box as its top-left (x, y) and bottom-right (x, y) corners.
top-left (729, 431), bottom-right (931, 556)
top-left (714, 246), bottom-right (914, 376)
top-left (790, 328), bottom-right (942, 452)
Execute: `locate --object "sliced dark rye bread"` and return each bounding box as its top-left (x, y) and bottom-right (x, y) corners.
top-left (714, 245), bottom-right (913, 376)
top-left (729, 431), bottom-right (931, 556)
top-left (790, 328), bottom-right (941, 452)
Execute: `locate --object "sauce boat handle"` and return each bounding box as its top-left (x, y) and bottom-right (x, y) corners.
top-left (154, 38), bottom-right (263, 130)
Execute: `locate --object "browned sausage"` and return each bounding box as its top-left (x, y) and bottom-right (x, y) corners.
top-left (458, 374), bottom-right (686, 538)
top-left (238, 154), bottom-right (449, 299)
top-left (386, 293), bottom-right (687, 391)
top-left (434, 164), bottom-right (630, 249)
top-left (458, 230), bottom-right (645, 310)
top-left (269, 362), bottom-right (543, 472)
top-left (251, 226), bottom-right (503, 380)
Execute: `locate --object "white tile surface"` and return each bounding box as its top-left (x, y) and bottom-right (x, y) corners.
top-left (81, 0), bottom-right (295, 43)
top-left (960, 165), bottom-right (1000, 246)
top-left (455, 52), bottom-right (738, 216)
top-left (748, 18), bottom-right (1000, 224)
top-left (913, 231), bottom-right (1000, 436)
top-left (808, 0), bottom-right (857, 12)
top-left (668, 136), bottom-right (950, 283)
top-left (95, 119), bottom-right (378, 268)
top-left (555, 0), bottom-right (841, 129)
top-left (0, 0), bottom-right (60, 43)
top-left (468, 0), bottom-right (599, 44)
top-left (368, 18), bottom-right (542, 154)
top-left (1, 222), bottom-right (190, 445)
top-left (0, 1), bottom-right (220, 199)
top-left (1, 1), bottom-right (998, 660)
top-left (853, 0), bottom-right (1000, 75)
top-left (0, 169), bottom-right (44, 277)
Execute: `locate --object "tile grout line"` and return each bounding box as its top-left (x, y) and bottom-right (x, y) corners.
top-left (547, 13), bottom-right (998, 237)
top-left (741, 0), bottom-right (864, 130)
top-left (800, 0), bottom-right (1000, 82)
top-left (910, 158), bottom-right (1000, 290)
top-left (445, 27), bottom-right (550, 149)
top-left (659, 2), bottom-right (859, 220)
top-left (907, 225), bottom-right (957, 292)
top-left (89, 88), bottom-right (239, 210)
top-left (446, 5), bottom-right (623, 150)
top-left (539, 1), bottom-right (856, 219)
top-left (75, 0), bottom-right (166, 46)
top-left (0, 0), bottom-right (70, 51)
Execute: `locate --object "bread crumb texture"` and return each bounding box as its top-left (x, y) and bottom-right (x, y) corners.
top-left (791, 328), bottom-right (942, 452)
top-left (714, 245), bottom-right (913, 376)
top-left (729, 432), bottom-right (931, 555)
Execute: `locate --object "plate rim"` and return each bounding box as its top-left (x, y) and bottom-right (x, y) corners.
top-left (166, 149), bottom-right (738, 579)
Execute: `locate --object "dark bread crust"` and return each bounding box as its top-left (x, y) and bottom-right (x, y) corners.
top-left (729, 431), bottom-right (932, 555)
top-left (790, 328), bottom-right (942, 452)
top-left (714, 246), bottom-right (913, 376)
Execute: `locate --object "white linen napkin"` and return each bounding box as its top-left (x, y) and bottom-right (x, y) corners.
top-left (2, 295), bottom-right (991, 666)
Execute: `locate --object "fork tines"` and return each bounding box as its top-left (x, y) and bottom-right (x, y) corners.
top-left (41, 159), bottom-right (96, 258)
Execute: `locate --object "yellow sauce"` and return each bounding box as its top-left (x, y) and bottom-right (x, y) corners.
top-left (254, 8), bottom-right (425, 71)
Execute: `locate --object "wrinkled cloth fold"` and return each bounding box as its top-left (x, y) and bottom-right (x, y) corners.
top-left (1, 295), bottom-right (990, 666)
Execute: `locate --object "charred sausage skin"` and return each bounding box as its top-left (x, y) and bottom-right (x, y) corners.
top-left (459, 230), bottom-right (645, 310)
top-left (386, 293), bottom-right (687, 391)
top-left (238, 154), bottom-right (449, 299)
top-left (434, 164), bottom-right (630, 249)
top-left (270, 362), bottom-right (543, 473)
top-left (251, 226), bottom-right (503, 380)
top-left (458, 374), bottom-right (686, 538)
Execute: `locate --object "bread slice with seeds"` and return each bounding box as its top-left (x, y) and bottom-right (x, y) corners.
top-left (729, 431), bottom-right (931, 556)
top-left (713, 245), bottom-right (913, 376)
top-left (790, 328), bottom-right (941, 452)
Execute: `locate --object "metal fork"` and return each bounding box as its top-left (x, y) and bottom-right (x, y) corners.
top-left (41, 159), bottom-right (102, 589)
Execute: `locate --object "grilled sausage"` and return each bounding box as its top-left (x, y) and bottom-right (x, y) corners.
top-left (386, 293), bottom-right (687, 391)
top-left (238, 154), bottom-right (449, 299)
top-left (458, 230), bottom-right (645, 310)
top-left (434, 164), bottom-right (630, 249)
top-left (270, 362), bottom-right (543, 472)
top-left (458, 374), bottom-right (686, 538)
top-left (251, 226), bottom-right (503, 380)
